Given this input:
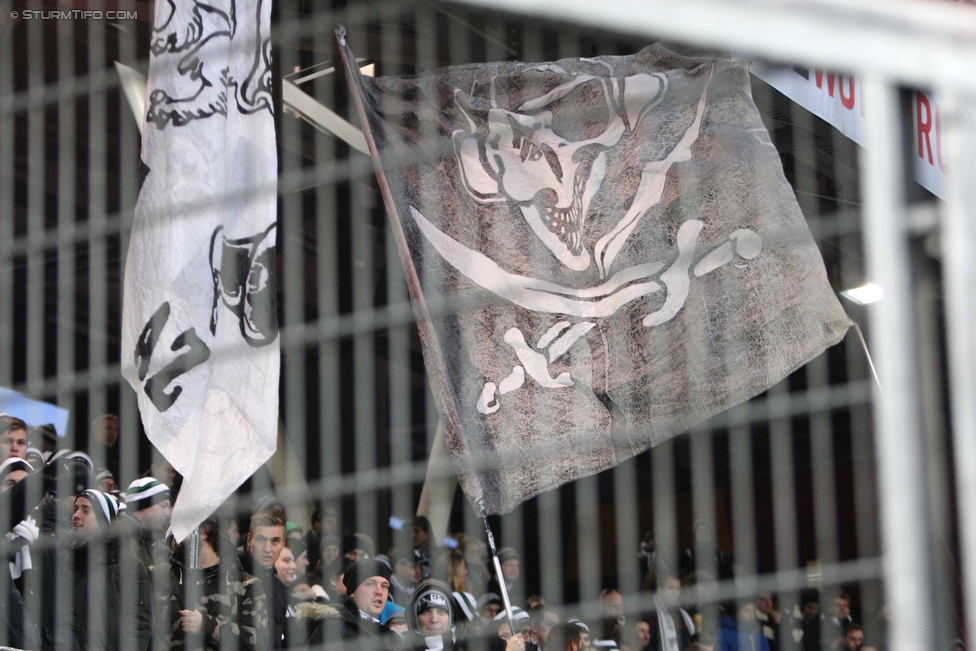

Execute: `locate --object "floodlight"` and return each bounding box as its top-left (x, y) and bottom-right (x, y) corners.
top-left (839, 283), bottom-right (884, 305)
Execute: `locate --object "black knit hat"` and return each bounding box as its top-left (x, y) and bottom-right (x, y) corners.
top-left (342, 558), bottom-right (391, 595)
top-left (30, 424), bottom-right (58, 447)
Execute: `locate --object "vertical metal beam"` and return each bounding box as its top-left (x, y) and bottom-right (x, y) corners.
top-left (279, 0), bottom-right (308, 525)
top-left (314, 22), bottom-right (341, 521)
top-left (689, 426), bottom-right (719, 633)
top-left (0, 4), bottom-right (13, 386)
top-left (939, 88), bottom-right (976, 651)
top-left (384, 5), bottom-right (421, 546)
top-left (612, 460), bottom-right (641, 597)
top-left (859, 77), bottom-right (936, 651)
top-left (88, 18), bottom-right (108, 439)
top-left (652, 440), bottom-right (679, 583)
top-left (766, 382), bottom-right (801, 632)
top-left (116, 28), bottom-right (140, 487)
top-left (87, 10), bottom-right (108, 649)
top-left (352, 166), bottom-right (378, 543)
top-left (115, 21), bottom-right (142, 650)
top-left (809, 353), bottom-right (840, 577)
top-left (25, 17), bottom-right (44, 394)
top-left (729, 424), bottom-right (757, 597)
top-left (55, 10), bottom-right (77, 446)
top-left (575, 474), bottom-right (601, 606)
top-left (538, 488), bottom-right (565, 602)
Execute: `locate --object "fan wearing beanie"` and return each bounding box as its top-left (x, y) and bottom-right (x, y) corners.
top-left (0, 457), bottom-right (32, 493)
top-left (344, 559), bottom-right (393, 623)
top-left (400, 579), bottom-right (466, 651)
top-left (117, 478), bottom-right (172, 570)
top-left (298, 557), bottom-right (398, 649)
top-left (36, 489), bottom-right (153, 651)
top-left (124, 478), bottom-right (172, 528)
top-left (73, 489), bottom-right (120, 542)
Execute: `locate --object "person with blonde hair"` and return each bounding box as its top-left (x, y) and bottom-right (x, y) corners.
top-left (0, 416), bottom-right (28, 461)
top-left (442, 550), bottom-right (469, 594)
top-left (239, 506), bottom-right (289, 649)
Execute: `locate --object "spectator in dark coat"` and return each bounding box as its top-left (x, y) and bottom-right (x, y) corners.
top-left (641, 575), bottom-right (694, 651)
top-left (118, 478), bottom-right (171, 571)
top-left (40, 490), bottom-right (151, 651)
top-left (411, 517), bottom-right (433, 581)
top-left (791, 589), bottom-right (822, 651)
top-left (238, 507), bottom-right (288, 650)
top-left (165, 517), bottom-right (268, 651)
top-left (302, 510), bottom-right (323, 580)
top-left (298, 558), bottom-right (396, 650)
top-left (3, 572), bottom-right (39, 650)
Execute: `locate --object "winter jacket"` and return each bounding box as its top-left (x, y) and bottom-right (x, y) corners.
top-left (643, 607), bottom-right (695, 651)
top-left (395, 632), bottom-right (467, 651)
top-left (239, 547), bottom-right (289, 649)
top-left (116, 514), bottom-right (166, 572)
top-left (4, 574), bottom-right (40, 650)
top-left (39, 536), bottom-right (152, 651)
top-left (717, 616), bottom-right (771, 651)
top-left (165, 555), bottom-right (269, 651)
top-left (298, 595), bottom-right (396, 651)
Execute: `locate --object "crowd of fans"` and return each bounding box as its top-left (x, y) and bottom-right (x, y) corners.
top-left (0, 414), bottom-right (897, 651)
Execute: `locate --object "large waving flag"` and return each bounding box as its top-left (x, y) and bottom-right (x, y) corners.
top-left (339, 33), bottom-right (850, 514)
top-left (121, 0), bottom-right (278, 540)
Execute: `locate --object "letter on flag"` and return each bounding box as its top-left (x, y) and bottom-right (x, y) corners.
top-left (338, 34), bottom-right (851, 514)
top-left (121, 0), bottom-right (278, 540)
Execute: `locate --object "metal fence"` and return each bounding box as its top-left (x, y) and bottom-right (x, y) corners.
top-left (2, 1), bottom-right (974, 650)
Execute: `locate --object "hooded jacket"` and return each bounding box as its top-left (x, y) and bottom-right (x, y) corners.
top-left (398, 579), bottom-right (466, 651)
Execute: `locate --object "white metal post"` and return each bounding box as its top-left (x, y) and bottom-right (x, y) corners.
top-left (939, 89), bottom-right (976, 651)
top-left (859, 77), bottom-right (937, 651)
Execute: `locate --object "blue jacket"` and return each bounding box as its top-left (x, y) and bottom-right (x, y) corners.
top-left (717, 616), bottom-right (771, 651)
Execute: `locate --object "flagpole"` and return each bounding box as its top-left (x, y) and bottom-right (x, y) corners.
top-left (479, 500), bottom-right (518, 636)
top-left (185, 528), bottom-right (203, 651)
top-left (336, 31), bottom-right (518, 635)
top-left (852, 322), bottom-right (886, 404)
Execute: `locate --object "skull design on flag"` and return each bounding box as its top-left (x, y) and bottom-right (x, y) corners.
top-left (341, 38), bottom-right (850, 513)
